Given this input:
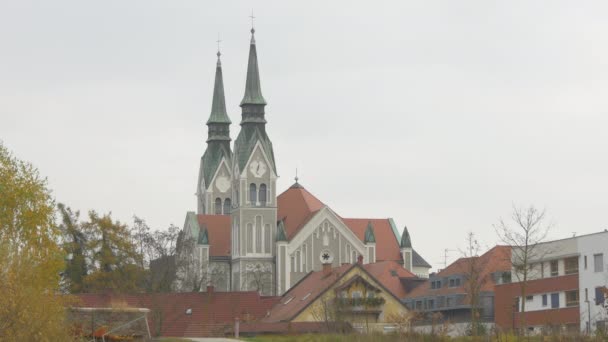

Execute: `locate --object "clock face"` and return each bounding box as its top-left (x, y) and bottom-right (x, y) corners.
top-left (215, 175), bottom-right (230, 193)
top-left (249, 159), bottom-right (267, 177)
top-left (319, 249), bottom-right (334, 263)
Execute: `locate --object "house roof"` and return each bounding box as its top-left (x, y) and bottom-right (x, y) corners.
top-left (264, 262), bottom-right (413, 323)
top-left (197, 215), bottom-right (231, 257)
top-left (362, 260), bottom-right (416, 299)
top-left (73, 292), bottom-right (280, 337)
top-left (263, 264), bottom-right (355, 323)
top-left (405, 245), bottom-right (511, 299)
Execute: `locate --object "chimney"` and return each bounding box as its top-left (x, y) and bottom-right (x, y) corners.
top-left (322, 263), bottom-right (332, 276)
top-left (357, 254), bottom-right (363, 265)
top-left (207, 285), bottom-right (214, 293)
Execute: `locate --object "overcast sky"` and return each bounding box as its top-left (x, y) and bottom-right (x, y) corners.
top-left (1, 1), bottom-right (607, 270)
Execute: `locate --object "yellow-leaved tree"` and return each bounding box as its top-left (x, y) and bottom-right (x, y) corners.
top-left (0, 142), bottom-right (73, 341)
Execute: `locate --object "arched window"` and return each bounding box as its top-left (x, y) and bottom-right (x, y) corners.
top-left (249, 183), bottom-right (257, 204)
top-left (214, 198), bottom-right (222, 215)
top-left (223, 198), bottom-right (231, 215)
top-left (259, 184), bottom-right (267, 206)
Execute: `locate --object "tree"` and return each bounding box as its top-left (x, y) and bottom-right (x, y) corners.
top-left (460, 232), bottom-right (488, 337)
top-left (58, 203), bottom-right (88, 293)
top-left (83, 210), bottom-right (147, 292)
top-left (0, 142), bottom-right (73, 341)
top-left (147, 224), bottom-right (180, 292)
top-left (174, 235), bottom-right (209, 292)
top-left (495, 205), bottom-right (551, 335)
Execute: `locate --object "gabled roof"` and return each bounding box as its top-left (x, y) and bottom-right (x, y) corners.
top-left (233, 125), bottom-right (276, 175)
top-left (197, 215), bottom-right (231, 257)
top-left (276, 183), bottom-right (325, 240)
top-left (405, 245), bottom-right (511, 299)
top-left (264, 262), bottom-right (412, 323)
top-left (263, 264), bottom-right (355, 323)
top-left (200, 144), bottom-right (231, 190)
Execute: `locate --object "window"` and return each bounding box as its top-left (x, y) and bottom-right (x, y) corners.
top-left (259, 184), bottom-right (267, 206)
top-left (431, 281), bottom-right (436, 289)
top-left (446, 297), bottom-right (453, 307)
top-left (584, 255), bottom-right (588, 270)
top-left (455, 278), bottom-right (461, 286)
top-left (415, 301), bottom-right (422, 310)
top-left (223, 198), bottom-right (231, 215)
top-left (352, 291), bottom-right (362, 299)
top-left (249, 183), bottom-right (257, 203)
top-left (526, 295), bottom-right (533, 302)
top-left (449, 279), bottom-right (455, 287)
top-left (594, 254), bottom-right (604, 273)
top-left (585, 288), bottom-right (588, 301)
top-left (566, 290), bottom-right (579, 307)
top-left (565, 257), bottom-right (578, 275)
top-left (542, 294), bottom-right (547, 306)
top-left (551, 293), bottom-right (559, 308)
top-left (514, 298), bottom-right (520, 312)
top-left (595, 287), bottom-right (605, 305)
top-left (427, 299), bottom-right (435, 310)
top-left (550, 260), bottom-right (559, 276)
top-left (215, 198), bottom-right (222, 214)
top-left (501, 272), bottom-right (511, 283)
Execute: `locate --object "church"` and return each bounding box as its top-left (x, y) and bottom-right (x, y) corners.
top-left (176, 28), bottom-right (431, 296)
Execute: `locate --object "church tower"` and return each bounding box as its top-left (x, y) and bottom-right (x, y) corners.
top-left (196, 50), bottom-right (233, 215)
top-left (230, 28), bottom-right (278, 295)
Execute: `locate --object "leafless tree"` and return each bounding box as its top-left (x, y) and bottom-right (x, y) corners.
top-left (242, 263), bottom-right (273, 295)
top-left (460, 231), bottom-right (488, 337)
top-left (495, 205), bottom-right (551, 335)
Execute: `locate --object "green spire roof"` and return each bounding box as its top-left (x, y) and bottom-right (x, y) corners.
top-left (198, 227), bottom-right (209, 245)
top-left (207, 52), bottom-right (232, 124)
top-left (240, 29), bottom-right (267, 106)
top-left (364, 221), bottom-right (376, 243)
top-left (276, 220), bottom-right (287, 242)
top-left (400, 226), bottom-right (412, 248)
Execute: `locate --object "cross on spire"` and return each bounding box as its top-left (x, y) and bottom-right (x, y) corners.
top-left (295, 168), bottom-right (299, 183)
top-left (216, 33), bottom-right (222, 56)
top-left (249, 10), bottom-right (256, 31)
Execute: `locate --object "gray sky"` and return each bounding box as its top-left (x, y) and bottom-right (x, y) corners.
top-left (1, 1), bottom-right (607, 270)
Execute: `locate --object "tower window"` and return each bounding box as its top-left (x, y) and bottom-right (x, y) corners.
top-left (223, 198), bottom-right (231, 215)
top-left (259, 184), bottom-right (267, 206)
top-left (249, 183), bottom-right (257, 204)
top-left (215, 198), bottom-right (222, 215)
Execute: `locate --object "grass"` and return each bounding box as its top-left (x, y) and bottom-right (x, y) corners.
top-left (243, 333), bottom-right (608, 342)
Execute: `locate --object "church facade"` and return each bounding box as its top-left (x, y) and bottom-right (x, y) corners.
top-left (175, 28), bottom-right (431, 296)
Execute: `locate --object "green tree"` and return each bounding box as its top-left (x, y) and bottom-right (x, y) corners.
top-left (58, 203), bottom-right (88, 293)
top-left (0, 142), bottom-right (73, 341)
top-left (83, 210), bottom-right (147, 292)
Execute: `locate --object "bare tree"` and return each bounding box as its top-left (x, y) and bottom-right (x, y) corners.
top-left (242, 263), bottom-right (273, 295)
top-left (174, 236), bottom-right (210, 292)
top-left (495, 205), bottom-right (551, 335)
top-left (460, 232), bottom-right (488, 337)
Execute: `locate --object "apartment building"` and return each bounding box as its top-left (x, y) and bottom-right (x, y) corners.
top-left (495, 230), bottom-right (608, 334)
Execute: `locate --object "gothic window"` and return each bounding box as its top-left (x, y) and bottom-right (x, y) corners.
top-left (352, 250), bottom-right (357, 263)
top-left (247, 223), bottom-right (253, 254)
top-left (223, 198), bottom-right (231, 215)
top-left (296, 251), bottom-right (301, 272)
top-left (249, 183), bottom-right (257, 204)
top-left (346, 244), bottom-right (351, 262)
top-left (264, 224), bottom-right (271, 254)
top-left (259, 184), bottom-right (267, 206)
top-left (255, 216), bottom-right (262, 253)
top-left (215, 198), bottom-right (222, 214)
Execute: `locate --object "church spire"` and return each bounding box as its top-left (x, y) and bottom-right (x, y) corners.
top-left (240, 28), bottom-right (267, 106)
top-left (207, 50), bottom-right (232, 126)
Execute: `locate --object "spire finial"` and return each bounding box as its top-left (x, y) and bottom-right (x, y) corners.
top-left (216, 33), bottom-right (222, 65)
top-left (295, 168), bottom-right (299, 183)
top-left (249, 10), bottom-right (256, 44)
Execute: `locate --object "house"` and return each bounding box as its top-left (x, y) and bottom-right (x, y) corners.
top-left (404, 246), bottom-right (511, 336)
top-left (495, 230), bottom-right (608, 334)
top-left (258, 259), bottom-right (415, 334)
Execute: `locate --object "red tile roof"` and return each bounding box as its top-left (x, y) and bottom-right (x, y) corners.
top-left (73, 292), bottom-right (280, 337)
top-left (277, 184), bottom-right (325, 240)
top-left (362, 260), bottom-right (416, 298)
top-left (343, 218), bottom-right (402, 262)
top-left (406, 245), bottom-right (511, 299)
top-left (263, 264), bottom-right (355, 323)
top-left (197, 215), bottom-right (231, 257)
